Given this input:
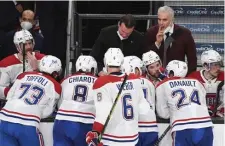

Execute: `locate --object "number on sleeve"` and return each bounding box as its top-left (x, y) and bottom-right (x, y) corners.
top-left (142, 88), bottom-right (147, 99)
top-left (73, 85), bottom-right (88, 102)
top-left (172, 89), bottom-right (201, 109)
top-left (122, 94), bottom-right (134, 120)
top-left (19, 84), bottom-right (45, 105)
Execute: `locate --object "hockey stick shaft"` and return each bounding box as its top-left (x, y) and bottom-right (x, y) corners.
top-left (154, 125), bottom-right (171, 146)
top-left (22, 29), bottom-right (26, 73)
top-left (23, 43), bottom-right (25, 72)
top-left (212, 80), bottom-right (224, 116)
top-left (99, 74), bottom-right (128, 141)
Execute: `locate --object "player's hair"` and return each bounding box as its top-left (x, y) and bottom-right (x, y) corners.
top-left (158, 6), bottom-right (174, 22)
top-left (108, 66), bottom-right (121, 68)
top-left (119, 14), bottom-right (136, 28)
top-left (78, 67), bottom-right (95, 75)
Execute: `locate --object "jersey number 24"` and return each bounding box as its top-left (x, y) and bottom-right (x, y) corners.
top-left (172, 89), bottom-right (201, 109)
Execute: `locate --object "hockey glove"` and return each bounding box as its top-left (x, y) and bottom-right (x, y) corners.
top-left (86, 131), bottom-right (103, 146)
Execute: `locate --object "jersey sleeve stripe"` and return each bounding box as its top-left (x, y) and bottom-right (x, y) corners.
top-left (58, 109), bottom-right (95, 117)
top-left (1, 108), bottom-right (40, 120)
top-left (0, 109), bottom-right (40, 123)
top-left (102, 134), bottom-right (139, 143)
top-left (172, 116), bottom-right (211, 128)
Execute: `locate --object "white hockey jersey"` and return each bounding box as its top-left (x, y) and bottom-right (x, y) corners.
top-left (0, 52), bottom-right (45, 99)
top-left (56, 73), bottom-right (97, 124)
top-left (156, 77), bottom-right (213, 133)
top-left (0, 71), bottom-right (61, 128)
top-left (139, 76), bottom-right (157, 133)
top-left (188, 70), bottom-right (224, 113)
top-left (93, 73), bottom-right (150, 146)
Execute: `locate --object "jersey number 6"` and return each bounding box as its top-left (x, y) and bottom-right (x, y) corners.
top-left (172, 89), bottom-right (201, 109)
top-left (122, 94), bottom-right (134, 120)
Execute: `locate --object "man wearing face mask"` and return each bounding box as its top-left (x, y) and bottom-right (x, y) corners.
top-left (2, 10), bottom-right (43, 60)
top-left (90, 14), bottom-right (147, 76)
top-left (145, 6), bottom-right (197, 75)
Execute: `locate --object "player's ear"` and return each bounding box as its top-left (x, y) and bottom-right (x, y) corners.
top-left (168, 70), bottom-right (174, 77)
top-left (91, 68), bottom-right (95, 76)
top-left (203, 63), bottom-right (210, 70)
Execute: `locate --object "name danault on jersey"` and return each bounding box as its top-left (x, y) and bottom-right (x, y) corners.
top-left (169, 80), bottom-right (196, 88)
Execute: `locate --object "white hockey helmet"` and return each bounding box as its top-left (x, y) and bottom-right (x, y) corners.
top-left (166, 60), bottom-right (188, 77)
top-left (201, 50), bottom-right (222, 65)
top-left (122, 56), bottom-right (143, 75)
top-left (142, 50), bottom-right (161, 66)
top-left (104, 48), bottom-right (124, 67)
top-left (39, 55), bottom-right (62, 75)
top-left (76, 55), bottom-right (97, 74)
top-left (13, 29), bottom-right (35, 46)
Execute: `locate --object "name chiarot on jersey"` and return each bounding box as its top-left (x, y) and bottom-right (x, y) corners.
top-left (68, 76), bottom-right (96, 84)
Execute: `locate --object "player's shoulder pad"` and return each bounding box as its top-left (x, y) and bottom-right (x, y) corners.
top-left (187, 71), bottom-right (200, 78)
top-left (34, 52), bottom-right (45, 60)
top-left (128, 73), bottom-right (140, 80)
top-left (140, 76), bottom-right (154, 83)
top-left (16, 71), bottom-right (38, 79)
top-left (93, 76), bottom-right (111, 90)
top-left (0, 54), bottom-right (20, 67)
top-left (43, 74), bottom-right (62, 95)
top-left (185, 77), bottom-right (205, 88)
top-left (17, 71), bottom-right (62, 95)
top-left (217, 71), bottom-right (224, 81)
top-left (156, 77), bottom-right (181, 88)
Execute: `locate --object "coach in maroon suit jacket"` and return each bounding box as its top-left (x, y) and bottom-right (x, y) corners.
top-left (145, 6), bottom-right (197, 75)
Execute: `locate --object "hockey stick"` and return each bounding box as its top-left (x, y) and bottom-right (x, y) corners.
top-left (212, 80), bottom-right (224, 116)
top-left (98, 74), bottom-right (128, 141)
top-left (154, 124), bottom-right (170, 146)
top-left (22, 30), bottom-right (26, 72)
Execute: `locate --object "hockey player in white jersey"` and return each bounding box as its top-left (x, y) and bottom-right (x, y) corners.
top-left (121, 56), bottom-right (158, 146)
top-left (0, 55), bottom-right (61, 146)
top-left (156, 60), bottom-right (213, 146)
top-left (53, 55), bottom-right (98, 146)
top-left (142, 50), bottom-right (165, 86)
top-left (188, 50), bottom-right (224, 117)
top-left (0, 29), bottom-right (45, 99)
top-left (85, 48), bottom-right (151, 146)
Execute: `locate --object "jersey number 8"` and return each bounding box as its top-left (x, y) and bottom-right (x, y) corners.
top-left (73, 85), bottom-right (88, 102)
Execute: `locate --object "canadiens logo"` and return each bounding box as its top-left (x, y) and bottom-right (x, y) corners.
top-left (97, 93), bottom-right (102, 102)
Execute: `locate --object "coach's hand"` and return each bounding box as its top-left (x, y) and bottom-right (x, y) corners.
top-left (86, 131), bottom-right (103, 146)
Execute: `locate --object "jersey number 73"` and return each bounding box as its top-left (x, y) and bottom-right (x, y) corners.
top-left (19, 83), bottom-right (45, 105)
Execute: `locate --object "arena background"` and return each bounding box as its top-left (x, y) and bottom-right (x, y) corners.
top-left (0, 1), bottom-right (224, 146)
top-left (56, 1), bottom-right (225, 146)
